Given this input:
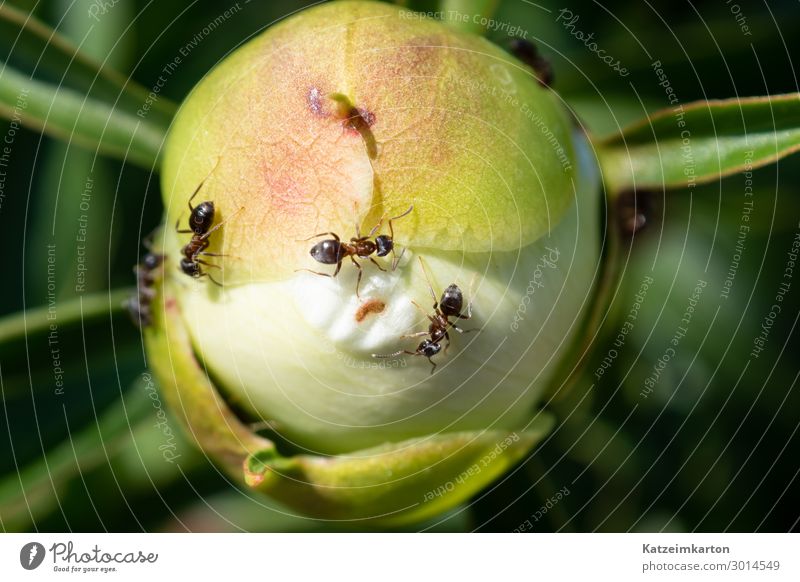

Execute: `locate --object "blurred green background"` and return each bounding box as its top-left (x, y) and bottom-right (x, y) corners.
top-left (0, 0), bottom-right (798, 532)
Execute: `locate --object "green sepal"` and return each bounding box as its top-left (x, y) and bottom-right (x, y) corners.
top-left (243, 418), bottom-right (553, 524)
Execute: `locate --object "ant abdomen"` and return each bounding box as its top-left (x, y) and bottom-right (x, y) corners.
top-left (310, 239), bottom-right (346, 264)
top-left (189, 201), bottom-right (215, 234)
top-left (439, 284), bottom-right (464, 317)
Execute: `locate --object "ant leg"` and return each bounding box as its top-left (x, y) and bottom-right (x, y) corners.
top-left (196, 260), bottom-right (221, 270)
top-left (451, 324), bottom-right (478, 334)
top-left (206, 273), bottom-right (224, 287)
top-left (460, 273), bottom-right (477, 319)
top-left (400, 331), bottom-right (429, 340)
top-left (294, 268), bottom-right (335, 278)
top-left (185, 156), bottom-right (223, 210)
top-left (366, 215), bottom-right (384, 238)
top-left (186, 179), bottom-right (206, 212)
top-left (410, 300), bottom-right (436, 324)
top-left (386, 205), bottom-right (413, 268)
top-left (369, 257), bottom-right (387, 272)
top-left (297, 231), bottom-right (341, 243)
top-left (199, 206), bottom-right (245, 241)
top-left (372, 349), bottom-right (418, 359)
top-left (417, 256), bottom-right (439, 309)
top-left (142, 229), bottom-right (157, 250)
top-left (391, 246), bottom-right (406, 271)
top-left (387, 205), bottom-right (414, 240)
top-left (353, 202), bottom-right (363, 239)
top-left (443, 331), bottom-right (451, 354)
top-left (196, 251), bottom-right (234, 259)
top-left (427, 357), bottom-right (437, 375)
top-left (175, 214), bottom-right (194, 233)
top-left (350, 256), bottom-right (363, 298)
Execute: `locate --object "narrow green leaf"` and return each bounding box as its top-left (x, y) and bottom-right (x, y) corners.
top-left (0, 288), bottom-right (130, 347)
top-left (0, 4), bottom-right (176, 124)
top-left (26, 0), bottom-right (133, 298)
top-left (0, 383), bottom-right (151, 531)
top-left (598, 93), bottom-right (800, 193)
top-left (0, 288), bottom-right (135, 399)
top-left (0, 66), bottom-right (165, 168)
top-left (0, 4), bottom-right (172, 168)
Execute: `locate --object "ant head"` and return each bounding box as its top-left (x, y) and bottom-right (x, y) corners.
top-left (439, 284), bottom-right (464, 317)
top-left (190, 201), bottom-right (215, 234)
top-left (374, 234), bottom-right (393, 257)
top-left (419, 339), bottom-right (442, 358)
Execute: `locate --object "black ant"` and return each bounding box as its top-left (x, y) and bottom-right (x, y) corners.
top-left (175, 179), bottom-right (241, 285)
top-left (125, 234), bottom-right (164, 328)
top-left (297, 205), bottom-right (413, 298)
top-left (372, 258), bottom-right (474, 374)
top-left (509, 39), bottom-right (554, 88)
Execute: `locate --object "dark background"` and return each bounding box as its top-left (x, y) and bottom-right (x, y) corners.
top-left (0, 0), bottom-right (798, 531)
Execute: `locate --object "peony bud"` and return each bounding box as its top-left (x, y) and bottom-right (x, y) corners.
top-left (147, 1), bottom-right (601, 522)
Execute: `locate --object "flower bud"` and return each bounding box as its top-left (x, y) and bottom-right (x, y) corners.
top-left (149, 1), bottom-right (601, 521)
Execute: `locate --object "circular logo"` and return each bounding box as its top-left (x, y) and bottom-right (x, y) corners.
top-left (19, 542), bottom-right (46, 570)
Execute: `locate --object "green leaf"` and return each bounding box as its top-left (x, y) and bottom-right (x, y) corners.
top-left (0, 382), bottom-right (151, 531)
top-left (0, 4), bottom-right (174, 168)
top-left (25, 0), bottom-right (131, 298)
top-left (598, 93), bottom-right (800, 193)
top-left (0, 66), bottom-right (165, 168)
top-left (0, 288), bottom-right (130, 347)
top-left (0, 288), bottom-right (133, 400)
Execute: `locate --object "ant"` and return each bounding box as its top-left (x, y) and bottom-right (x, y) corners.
top-left (125, 233), bottom-right (164, 328)
top-left (508, 39), bottom-right (554, 88)
top-left (297, 205), bottom-right (413, 298)
top-left (372, 257), bottom-right (474, 374)
top-left (175, 179), bottom-right (242, 285)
